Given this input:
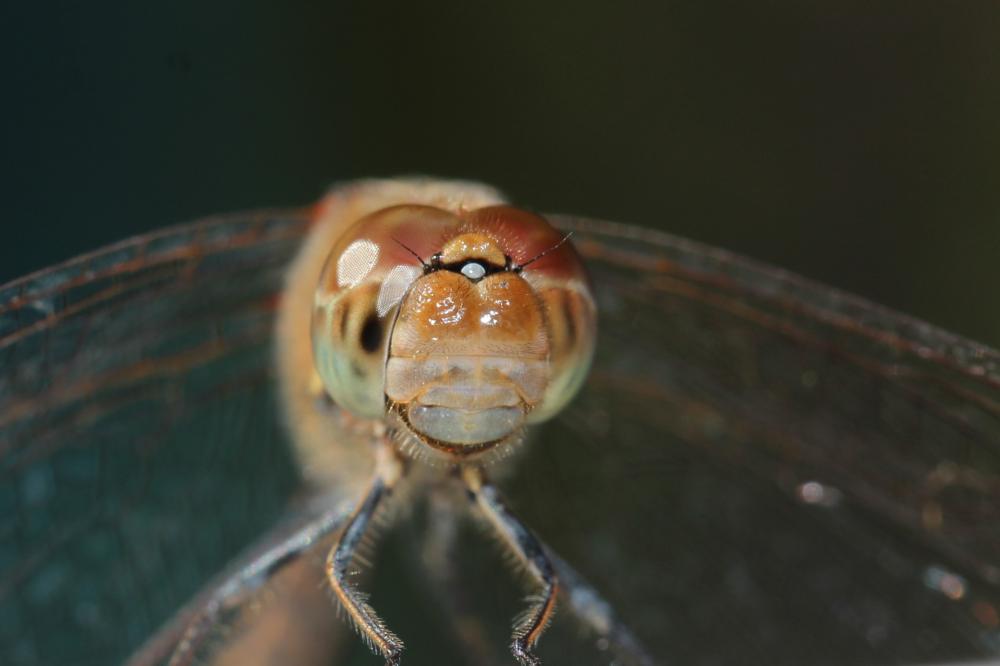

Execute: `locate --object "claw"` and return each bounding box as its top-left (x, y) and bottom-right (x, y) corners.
top-left (511, 638), bottom-right (542, 666)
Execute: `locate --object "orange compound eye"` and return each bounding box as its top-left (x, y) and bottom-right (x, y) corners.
top-left (312, 205), bottom-right (459, 419)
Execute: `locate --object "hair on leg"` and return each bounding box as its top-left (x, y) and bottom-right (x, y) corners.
top-left (462, 467), bottom-right (557, 666)
top-left (325, 444), bottom-right (406, 666)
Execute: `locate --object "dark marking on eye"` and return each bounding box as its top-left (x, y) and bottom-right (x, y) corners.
top-left (561, 293), bottom-right (577, 347)
top-left (359, 313), bottom-right (383, 353)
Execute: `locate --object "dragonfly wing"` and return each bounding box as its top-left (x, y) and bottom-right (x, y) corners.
top-left (0, 210), bottom-right (319, 665)
top-left (507, 215), bottom-right (1000, 665)
top-left (127, 496), bottom-right (353, 666)
top-left (6, 206), bottom-right (1000, 666)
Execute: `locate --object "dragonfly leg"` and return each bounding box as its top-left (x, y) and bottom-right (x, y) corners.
top-left (326, 444), bottom-right (406, 666)
top-left (461, 466), bottom-right (657, 666)
top-left (138, 498), bottom-right (351, 666)
top-left (418, 486), bottom-right (503, 665)
top-left (462, 467), bottom-right (556, 666)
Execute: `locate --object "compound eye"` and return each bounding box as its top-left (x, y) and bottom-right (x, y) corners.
top-left (329, 286), bottom-right (385, 359)
top-left (311, 204), bottom-right (467, 419)
top-left (312, 281), bottom-right (389, 418)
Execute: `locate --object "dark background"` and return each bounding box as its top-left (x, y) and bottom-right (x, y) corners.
top-left (3, 2), bottom-right (1000, 346)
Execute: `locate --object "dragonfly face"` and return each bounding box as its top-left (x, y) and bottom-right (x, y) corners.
top-left (2, 178), bottom-right (1000, 666)
top-left (310, 202), bottom-right (596, 460)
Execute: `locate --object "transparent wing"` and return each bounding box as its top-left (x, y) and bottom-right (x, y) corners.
top-left (507, 216), bottom-right (1000, 665)
top-left (0, 210), bottom-right (314, 666)
top-left (4, 209), bottom-right (1000, 666)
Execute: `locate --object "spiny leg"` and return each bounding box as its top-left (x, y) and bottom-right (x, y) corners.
top-left (326, 445), bottom-right (406, 666)
top-left (462, 467), bottom-right (557, 666)
top-left (417, 485), bottom-right (503, 666)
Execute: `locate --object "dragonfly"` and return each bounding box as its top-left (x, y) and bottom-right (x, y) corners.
top-left (2, 177), bottom-right (999, 666)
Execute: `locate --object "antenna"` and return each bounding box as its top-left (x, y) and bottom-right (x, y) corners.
top-left (515, 232), bottom-right (574, 272)
top-left (392, 238), bottom-right (429, 269)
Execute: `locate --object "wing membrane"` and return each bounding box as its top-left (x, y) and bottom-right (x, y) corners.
top-left (3, 209), bottom-right (999, 665)
top-left (0, 211), bottom-right (313, 665)
top-left (508, 216), bottom-right (1000, 664)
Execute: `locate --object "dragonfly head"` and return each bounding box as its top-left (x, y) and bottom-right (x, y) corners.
top-left (312, 204), bottom-right (596, 462)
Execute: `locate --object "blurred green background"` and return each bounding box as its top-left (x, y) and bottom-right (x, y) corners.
top-left (3, 1), bottom-right (999, 346)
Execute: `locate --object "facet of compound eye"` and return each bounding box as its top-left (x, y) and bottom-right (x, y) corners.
top-left (460, 262), bottom-right (486, 280)
top-left (377, 264), bottom-right (422, 317)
